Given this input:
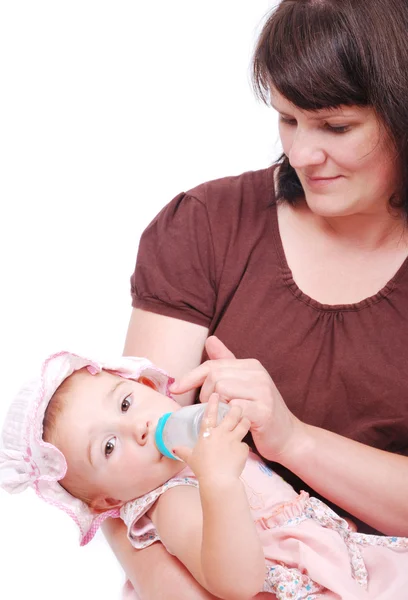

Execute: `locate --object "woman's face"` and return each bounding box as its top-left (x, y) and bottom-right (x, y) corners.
top-left (272, 89), bottom-right (399, 218)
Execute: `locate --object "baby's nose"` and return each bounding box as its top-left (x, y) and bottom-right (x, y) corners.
top-left (132, 420), bottom-right (149, 445)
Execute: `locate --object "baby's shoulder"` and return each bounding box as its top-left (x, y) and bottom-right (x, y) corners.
top-left (121, 467), bottom-right (198, 528)
top-left (149, 476), bottom-right (200, 524)
top-left (120, 468), bottom-right (199, 550)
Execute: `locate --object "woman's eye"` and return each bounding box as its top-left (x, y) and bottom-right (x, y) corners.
top-left (326, 124), bottom-right (350, 134)
top-left (121, 395), bottom-right (132, 412)
top-left (280, 116), bottom-right (297, 126)
top-left (105, 437), bottom-right (116, 457)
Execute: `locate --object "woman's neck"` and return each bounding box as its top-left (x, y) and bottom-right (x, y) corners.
top-left (296, 200), bottom-right (407, 251)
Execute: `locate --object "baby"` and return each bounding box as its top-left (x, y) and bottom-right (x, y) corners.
top-left (1, 349), bottom-right (407, 600)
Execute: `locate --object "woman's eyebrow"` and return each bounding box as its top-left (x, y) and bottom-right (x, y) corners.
top-left (271, 102), bottom-right (355, 120)
top-left (307, 111), bottom-right (355, 121)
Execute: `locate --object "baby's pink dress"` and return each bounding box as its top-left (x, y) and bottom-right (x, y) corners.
top-left (120, 452), bottom-right (408, 599)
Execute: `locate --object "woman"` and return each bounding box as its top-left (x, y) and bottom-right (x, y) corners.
top-left (104, 1), bottom-right (408, 598)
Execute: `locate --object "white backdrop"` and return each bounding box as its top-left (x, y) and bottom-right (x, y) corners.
top-left (0, 2), bottom-right (281, 598)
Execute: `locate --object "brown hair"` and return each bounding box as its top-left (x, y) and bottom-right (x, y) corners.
top-left (252, 0), bottom-right (408, 213)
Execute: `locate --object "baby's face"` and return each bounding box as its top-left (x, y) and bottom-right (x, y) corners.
top-left (55, 369), bottom-right (183, 509)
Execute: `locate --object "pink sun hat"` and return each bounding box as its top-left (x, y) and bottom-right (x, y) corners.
top-left (0, 351), bottom-right (174, 546)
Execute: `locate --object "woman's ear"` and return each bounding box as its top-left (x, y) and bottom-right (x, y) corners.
top-left (91, 495), bottom-right (123, 513)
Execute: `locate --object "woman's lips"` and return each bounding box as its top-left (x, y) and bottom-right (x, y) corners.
top-left (305, 175), bottom-right (342, 189)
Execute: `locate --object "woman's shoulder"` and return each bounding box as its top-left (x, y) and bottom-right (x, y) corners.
top-left (133, 164), bottom-right (280, 326)
top-left (141, 164), bottom-right (278, 248)
top-left (185, 165), bottom-right (277, 213)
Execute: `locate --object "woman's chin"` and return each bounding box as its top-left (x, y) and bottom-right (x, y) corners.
top-left (304, 195), bottom-right (358, 219)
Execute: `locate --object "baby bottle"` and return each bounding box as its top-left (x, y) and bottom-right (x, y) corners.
top-left (154, 402), bottom-right (230, 461)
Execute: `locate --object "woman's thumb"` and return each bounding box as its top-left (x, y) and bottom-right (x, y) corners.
top-left (229, 398), bottom-right (257, 423)
top-left (205, 336), bottom-right (236, 360)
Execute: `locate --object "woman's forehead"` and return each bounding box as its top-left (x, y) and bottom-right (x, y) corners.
top-left (270, 88), bottom-right (371, 119)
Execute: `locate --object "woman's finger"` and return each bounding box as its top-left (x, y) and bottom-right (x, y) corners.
top-left (219, 404), bottom-right (243, 430)
top-left (205, 336), bottom-right (236, 360)
top-left (199, 374), bottom-right (270, 405)
top-left (232, 416), bottom-right (251, 440)
top-left (170, 361), bottom-right (238, 395)
top-left (228, 398), bottom-right (265, 424)
top-left (169, 361), bottom-right (212, 394)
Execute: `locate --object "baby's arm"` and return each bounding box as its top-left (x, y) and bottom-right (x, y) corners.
top-left (149, 398), bottom-right (265, 600)
top-left (149, 480), bottom-right (265, 600)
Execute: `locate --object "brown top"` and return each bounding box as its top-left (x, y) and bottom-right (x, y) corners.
top-left (131, 166), bottom-right (408, 532)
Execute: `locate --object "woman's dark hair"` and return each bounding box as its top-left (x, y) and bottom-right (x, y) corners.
top-left (252, 0), bottom-right (408, 214)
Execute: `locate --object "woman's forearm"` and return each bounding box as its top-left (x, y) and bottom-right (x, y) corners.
top-left (102, 518), bottom-right (217, 600)
top-left (278, 422), bottom-right (408, 535)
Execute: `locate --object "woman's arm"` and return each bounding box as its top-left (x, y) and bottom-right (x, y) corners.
top-left (123, 308), bottom-right (209, 406)
top-left (278, 422), bottom-right (408, 536)
top-left (172, 337), bottom-right (408, 536)
top-left (102, 518), bottom-right (216, 600)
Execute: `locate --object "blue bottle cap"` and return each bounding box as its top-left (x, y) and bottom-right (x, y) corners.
top-left (154, 412), bottom-right (177, 460)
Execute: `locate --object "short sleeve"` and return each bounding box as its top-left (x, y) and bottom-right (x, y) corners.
top-left (131, 192), bottom-right (216, 327)
top-left (120, 472), bottom-right (198, 550)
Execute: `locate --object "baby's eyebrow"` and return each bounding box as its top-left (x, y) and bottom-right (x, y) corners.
top-left (87, 379), bottom-right (129, 467)
top-left (87, 440), bottom-right (95, 468)
top-left (104, 378), bottom-right (128, 405)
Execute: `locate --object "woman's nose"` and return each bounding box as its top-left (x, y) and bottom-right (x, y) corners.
top-left (288, 129), bottom-right (326, 169)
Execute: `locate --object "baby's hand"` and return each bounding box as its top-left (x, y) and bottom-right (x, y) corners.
top-left (173, 393), bottom-right (250, 487)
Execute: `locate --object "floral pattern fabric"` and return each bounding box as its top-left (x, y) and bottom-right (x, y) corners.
top-left (121, 454), bottom-right (408, 598)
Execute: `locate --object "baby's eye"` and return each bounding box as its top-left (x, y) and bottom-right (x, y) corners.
top-left (105, 437), bottom-right (116, 457)
top-left (121, 395), bottom-right (132, 412)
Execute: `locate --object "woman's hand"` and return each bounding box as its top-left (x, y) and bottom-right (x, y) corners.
top-left (173, 393), bottom-right (250, 486)
top-left (170, 336), bottom-right (305, 462)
